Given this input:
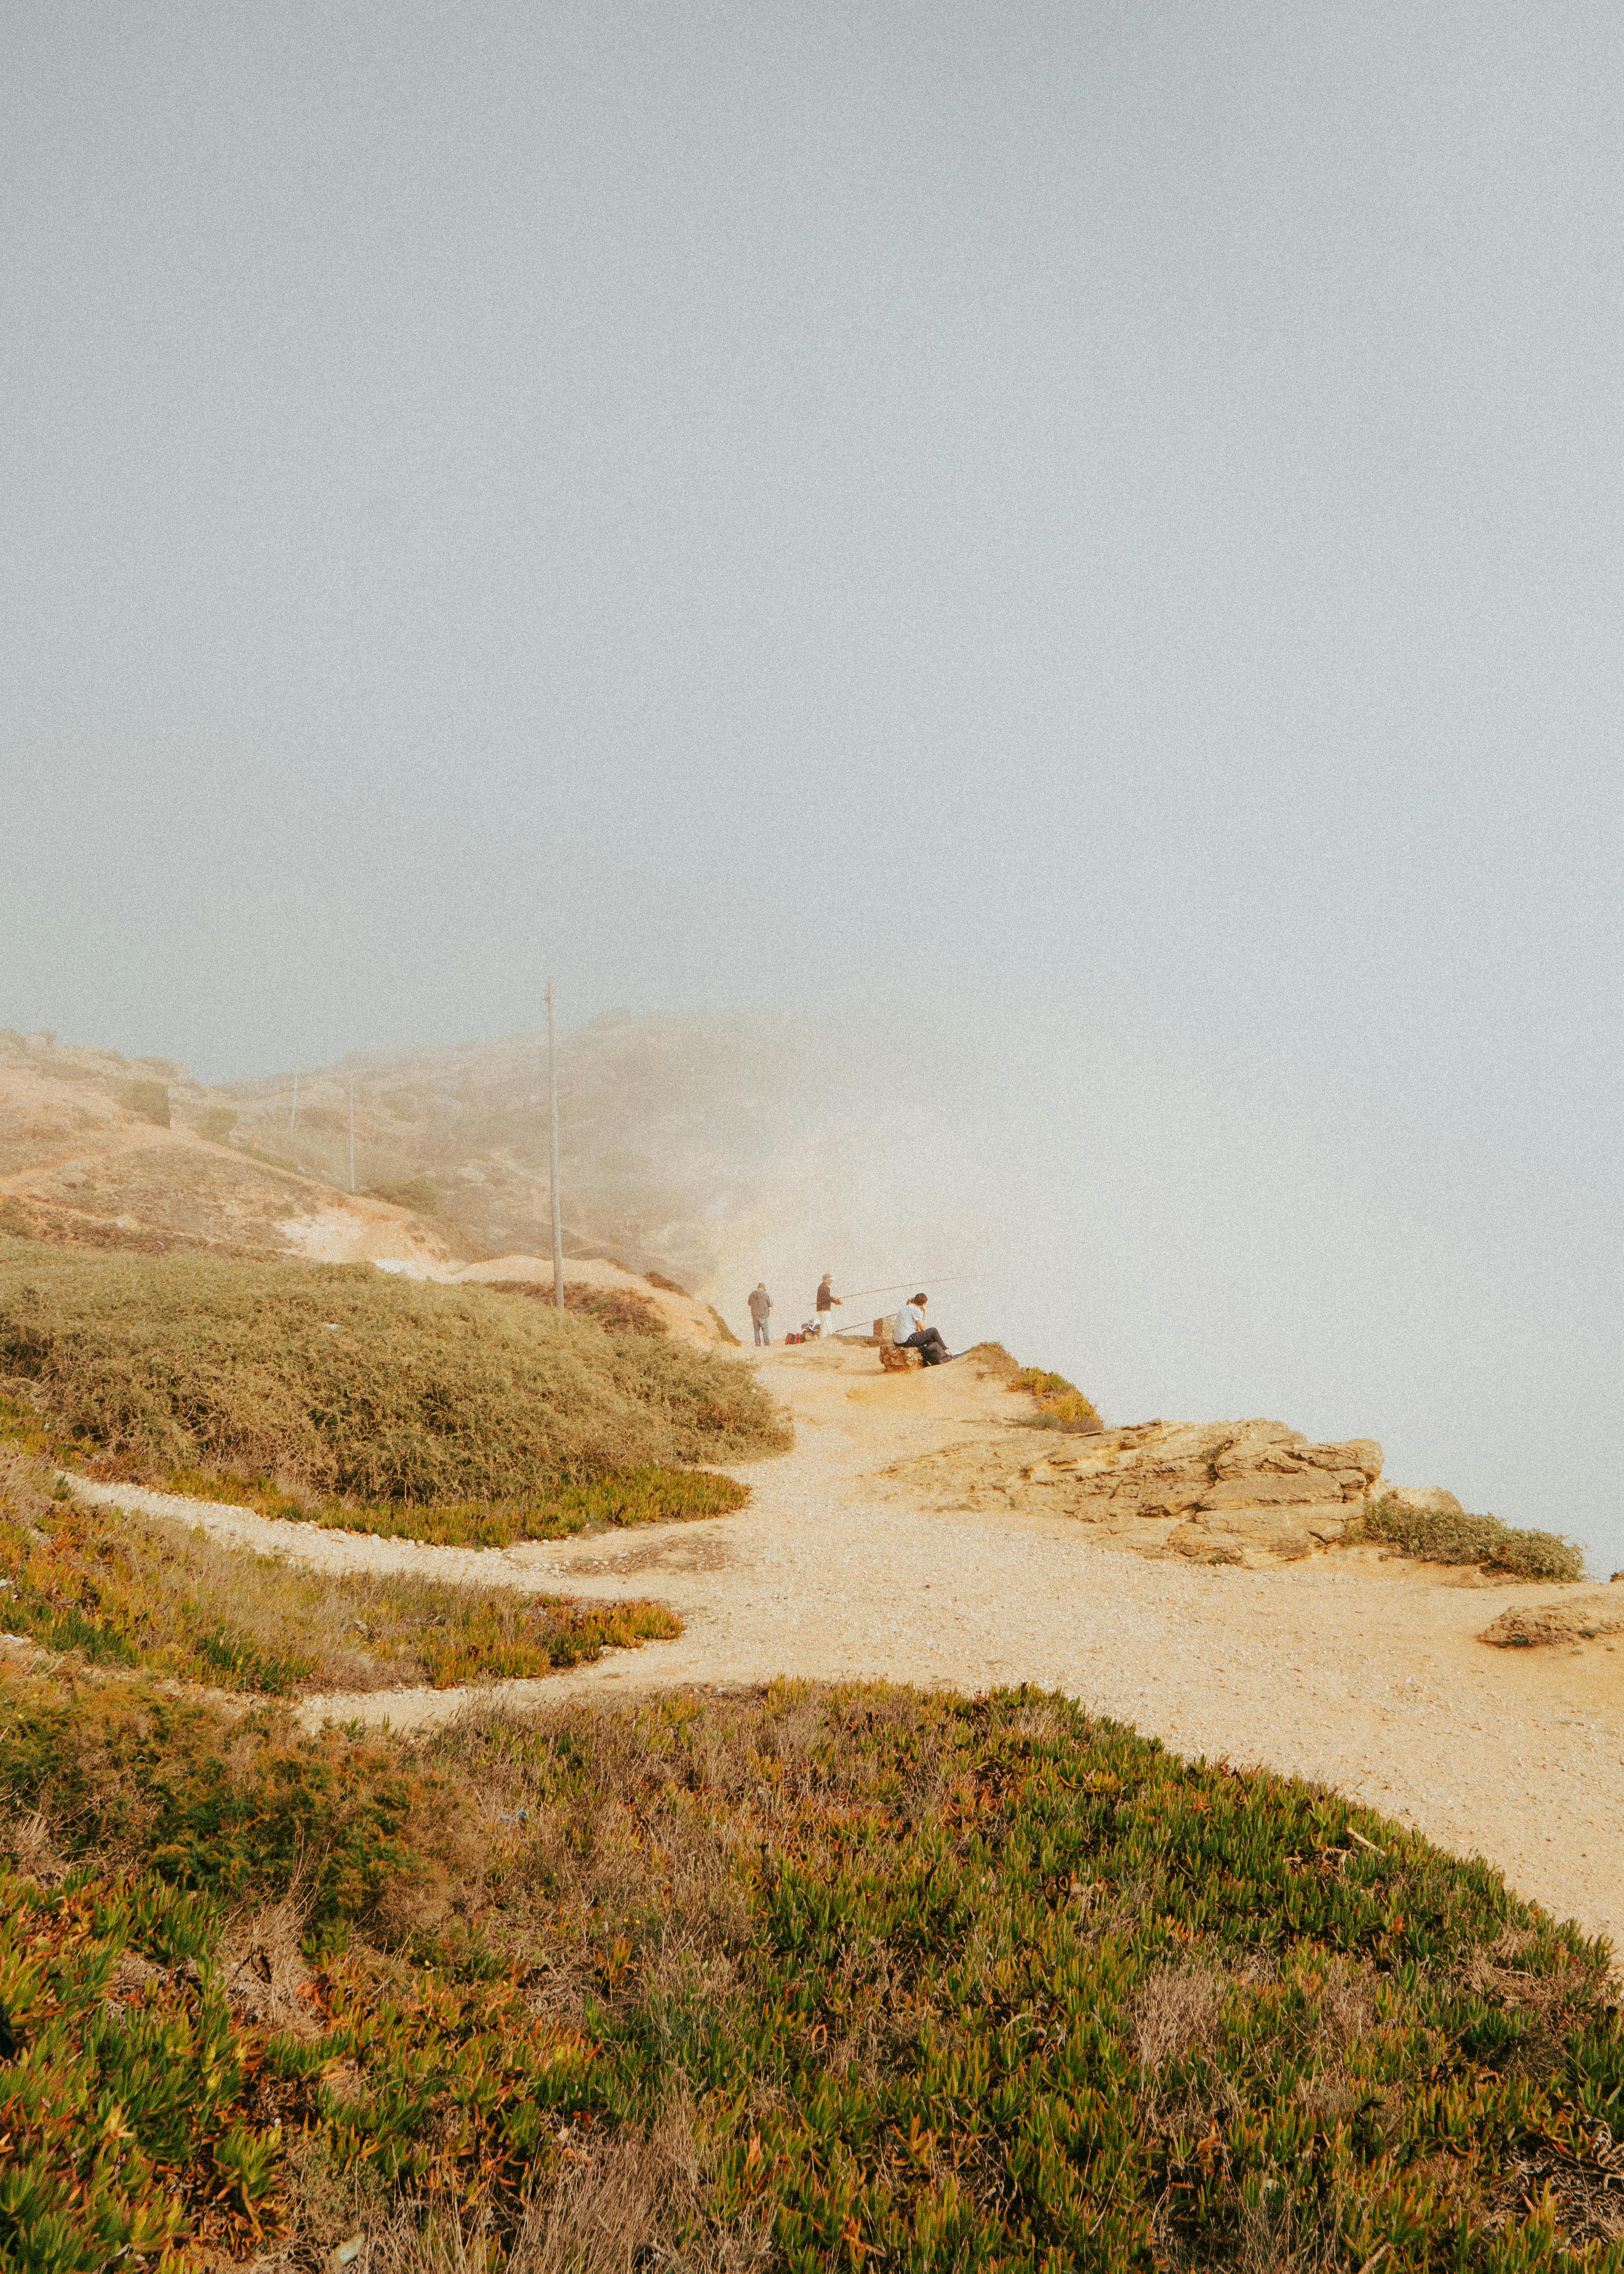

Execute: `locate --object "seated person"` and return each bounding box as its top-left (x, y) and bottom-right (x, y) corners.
top-left (894, 1292), bottom-right (950, 1365)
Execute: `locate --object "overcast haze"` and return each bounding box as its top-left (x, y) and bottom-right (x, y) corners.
top-left (4, 4), bottom-right (1620, 1565)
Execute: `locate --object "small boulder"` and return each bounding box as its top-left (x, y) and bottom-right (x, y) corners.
top-left (1378, 1486), bottom-right (1466, 1518)
top-left (1480, 1594), bottom-right (1624, 1649)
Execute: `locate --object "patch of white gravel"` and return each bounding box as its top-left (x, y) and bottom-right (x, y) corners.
top-left (66, 1344), bottom-right (1624, 1956)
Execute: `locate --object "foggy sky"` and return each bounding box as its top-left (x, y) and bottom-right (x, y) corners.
top-left (4, 4), bottom-right (1621, 1565)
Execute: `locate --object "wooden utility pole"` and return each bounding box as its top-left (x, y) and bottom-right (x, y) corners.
top-left (289, 1047), bottom-right (300, 1137)
top-left (348, 1084), bottom-right (356, 1193)
top-left (547, 980), bottom-right (564, 1308)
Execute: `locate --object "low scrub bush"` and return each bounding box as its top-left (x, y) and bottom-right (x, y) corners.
top-left (3, 1675), bottom-right (1620, 2271)
top-left (364, 1176), bottom-right (441, 1216)
top-left (1008, 1363), bottom-right (1104, 1434)
top-left (484, 1276), bottom-right (669, 1337)
top-left (125, 1079), bottom-right (170, 1128)
top-left (1356, 1495), bottom-right (1585, 1583)
top-left (0, 1237), bottom-right (789, 1502)
top-left (151, 1459), bottom-right (749, 1546)
top-left (0, 1455), bottom-right (679, 1694)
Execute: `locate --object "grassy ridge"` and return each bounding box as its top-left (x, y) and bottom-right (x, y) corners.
top-left (0, 1238), bottom-right (788, 1503)
top-left (3, 1676), bottom-right (1620, 2271)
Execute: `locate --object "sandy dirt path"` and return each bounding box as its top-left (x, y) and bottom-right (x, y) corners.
top-left (71, 1341), bottom-right (1624, 1954)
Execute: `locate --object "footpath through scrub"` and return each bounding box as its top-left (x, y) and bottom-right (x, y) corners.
top-left (62, 1337), bottom-right (1624, 1960)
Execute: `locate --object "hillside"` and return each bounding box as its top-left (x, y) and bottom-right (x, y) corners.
top-left (2, 1242), bottom-right (1620, 2269)
top-left (214, 1007), bottom-right (848, 1286)
top-left (0, 1029), bottom-right (458, 1268)
top-left (0, 1016), bottom-right (860, 1328)
top-left (7, 1670), bottom-right (1620, 2273)
top-left (0, 1238), bottom-right (785, 1506)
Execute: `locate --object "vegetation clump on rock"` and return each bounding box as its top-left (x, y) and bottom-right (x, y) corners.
top-left (1353, 1494), bottom-right (1585, 1583)
top-left (1480, 1592), bottom-right (1624, 1649)
top-left (2, 1675), bottom-right (1620, 2272)
top-left (1008, 1361), bottom-right (1104, 1433)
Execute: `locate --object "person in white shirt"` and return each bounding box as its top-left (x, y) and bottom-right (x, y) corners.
top-left (893, 1292), bottom-right (949, 1365)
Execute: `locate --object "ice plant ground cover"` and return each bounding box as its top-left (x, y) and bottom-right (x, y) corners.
top-left (2, 1676), bottom-right (1620, 2273)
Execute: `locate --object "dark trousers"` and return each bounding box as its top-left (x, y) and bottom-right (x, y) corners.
top-left (900, 1328), bottom-right (949, 1366)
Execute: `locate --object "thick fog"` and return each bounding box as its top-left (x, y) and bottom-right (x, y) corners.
top-left (5, 7), bottom-right (1620, 1570)
top-left (642, 1001), bottom-right (1620, 1576)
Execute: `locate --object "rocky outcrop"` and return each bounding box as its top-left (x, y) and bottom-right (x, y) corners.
top-left (880, 1418), bottom-right (1393, 1566)
top-left (1479, 1590), bottom-right (1624, 1649)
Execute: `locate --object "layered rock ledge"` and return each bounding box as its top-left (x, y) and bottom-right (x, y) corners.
top-left (879, 1418), bottom-right (1461, 1567)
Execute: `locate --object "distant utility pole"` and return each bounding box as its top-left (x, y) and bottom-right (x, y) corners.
top-left (547, 979), bottom-right (564, 1308)
top-left (348, 1084), bottom-right (356, 1194)
top-left (289, 1047), bottom-right (300, 1138)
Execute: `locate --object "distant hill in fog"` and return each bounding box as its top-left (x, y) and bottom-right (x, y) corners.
top-left (0, 1009), bottom-right (991, 1337)
top-left (0, 1026), bottom-right (459, 1270)
top-left (218, 1008), bottom-right (853, 1286)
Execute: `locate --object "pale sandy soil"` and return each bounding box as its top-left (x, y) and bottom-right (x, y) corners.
top-left (70, 1339), bottom-right (1624, 1955)
top-left (0, 1060), bottom-right (456, 1270)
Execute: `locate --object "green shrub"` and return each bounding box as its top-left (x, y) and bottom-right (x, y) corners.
top-left (126, 1079), bottom-right (170, 1128)
top-left (1009, 1363), bottom-right (1103, 1433)
top-left (2, 1676), bottom-right (1619, 2271)
top-left (1357, 1495), bottom-right (1585, 1583)
top-left (0, 1237), bottom-right (789, 1501)
top-left (201, 1106), bottom-right (236, 1143)
top-left (365, 1176), bottom-right (440, 1216)
top-left (158, 1458), bottom-right (750, 1546)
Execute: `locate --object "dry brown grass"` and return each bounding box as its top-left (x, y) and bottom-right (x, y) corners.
top-left (0, 1235), bottom-right (789, 1501)
top-left (484, 1277), bottom-right (669, 1337)
top-left (346, 2104), bottom-right (770, 2274)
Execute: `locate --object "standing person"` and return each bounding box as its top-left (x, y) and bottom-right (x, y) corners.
top-left (747, 1282), bottom-right (773, 1346)
top-left (815, 1273), bottom-right (841, 1336)
top-left (893, 1292), bottom-right (950, 1365)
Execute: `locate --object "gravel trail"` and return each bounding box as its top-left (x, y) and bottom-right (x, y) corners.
top-left (70, 1342), bottom-right (1624, 1954)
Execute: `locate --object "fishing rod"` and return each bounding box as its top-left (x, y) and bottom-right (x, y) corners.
top-left (834, 1273), bottom-right (979, 1304)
